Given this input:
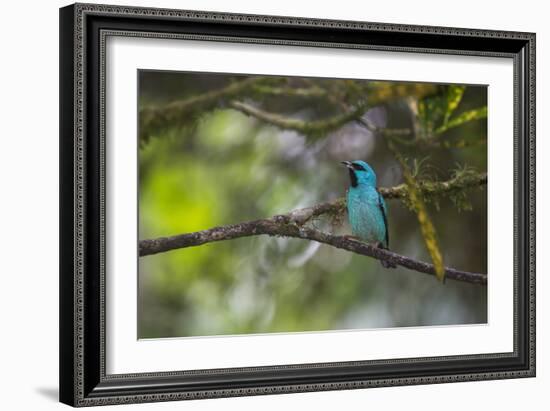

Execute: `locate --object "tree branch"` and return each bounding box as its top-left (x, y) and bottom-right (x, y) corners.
top-left (140, 77), bottom-right (282, 141)
top-left (229, 82), bottom-right (439, 137)
top-left (139, 174), bottom-right (488, 285)
top-left (250, 84), bottom-right (328, 98)
top-left (273, 171), bottom-right (487, 226)
top-left (139, 216), bottom-right (486, 285)
top-left (140, 81), bottom-right (439, 141)
top-left (229, 100), bottom-right (369, 136)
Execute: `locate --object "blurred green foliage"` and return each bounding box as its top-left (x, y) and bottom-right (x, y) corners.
top-left (138, 71), bottom-right (487, 338)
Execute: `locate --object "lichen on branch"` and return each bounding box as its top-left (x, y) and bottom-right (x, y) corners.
top-left (140, 77), bottom-right (282, 142)
top-left (139, 79), bottom-right (439, 141)
top-left (389, 143), bottom-right (446, 281)
top-left (229, 100), bottom-right (370, 137)
top-left (139, 173), bottom-right (488, 285)
top-left (139, 213), bottom-right (486, 285)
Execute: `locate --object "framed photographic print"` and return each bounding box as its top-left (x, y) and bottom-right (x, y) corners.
top-left (59, 3), bottom-right (535, 407)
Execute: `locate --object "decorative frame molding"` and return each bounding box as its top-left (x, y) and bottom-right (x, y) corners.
top-left (60, 3), bottom-right (535, 407)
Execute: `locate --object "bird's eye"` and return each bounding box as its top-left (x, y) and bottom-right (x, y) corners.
top-left (352, 163), bottom-right (366, 171)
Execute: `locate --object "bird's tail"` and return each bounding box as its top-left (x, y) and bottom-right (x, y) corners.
top-left (378, 244), bottom-right (397, 269)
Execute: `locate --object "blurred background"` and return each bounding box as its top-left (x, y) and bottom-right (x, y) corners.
top-left (138, 71), bottom-right (487, 339)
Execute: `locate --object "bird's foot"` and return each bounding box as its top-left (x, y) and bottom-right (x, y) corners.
top-left (376, 242), bottom-right (398, 269)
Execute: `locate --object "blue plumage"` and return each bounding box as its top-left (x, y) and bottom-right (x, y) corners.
top-left (342, 160), bottom-right (396, 268)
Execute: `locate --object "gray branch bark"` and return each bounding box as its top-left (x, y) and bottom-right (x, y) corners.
top-left (139, 216), bottom-right (486, 285)
top-left (139, 174), bottom-right (488, 285)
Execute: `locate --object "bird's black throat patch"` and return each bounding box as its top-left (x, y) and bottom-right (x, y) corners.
top-left (348, 169), bottom-right (358, 187)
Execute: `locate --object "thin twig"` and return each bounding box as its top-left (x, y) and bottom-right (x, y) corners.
top-left (229, 100), bottom-right (369, 136)
top-left (250, 84), bottom-right (328, 98)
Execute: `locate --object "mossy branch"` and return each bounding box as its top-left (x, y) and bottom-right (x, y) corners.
top-left (250, 85), bottom-right (328, 98)
top-left (139, 219), bottom-right (486, 285)
top-left (140, 77), bottom-right (282, 141)
top-left (139, 173), bottom-right (487, 284)
top-left (140, 81), bottom-right (439, 141)
top-left (229, 100), bottom-right (369, 137)
top-left (284, 171), bottom-right (487, 226)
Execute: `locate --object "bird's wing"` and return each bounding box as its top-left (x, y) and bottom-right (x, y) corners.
top-left (377, 190), bottom-right (389, 248)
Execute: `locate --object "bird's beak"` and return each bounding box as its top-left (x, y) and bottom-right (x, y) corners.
top-left (341, 161), bottom-right (353, 169)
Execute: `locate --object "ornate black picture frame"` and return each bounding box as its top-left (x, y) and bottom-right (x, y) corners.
top-left (59, 3), bottom-right (535, 407)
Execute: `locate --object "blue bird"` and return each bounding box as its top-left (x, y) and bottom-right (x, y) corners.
top-left (341, 160), bottom-right (396, 268)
